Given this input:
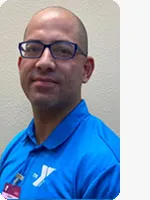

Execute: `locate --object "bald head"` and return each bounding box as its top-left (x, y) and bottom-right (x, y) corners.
top-left (24, 6), bottom-right (88, 55)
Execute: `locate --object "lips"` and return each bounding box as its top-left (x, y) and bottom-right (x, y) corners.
top-left (32, 77), bottom-right (58, 84)
top-left (31, 76), bottom-right (59, 89)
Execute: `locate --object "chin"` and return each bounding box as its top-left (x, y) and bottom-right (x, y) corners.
top-left (31, 97), bottom-right (59, 110)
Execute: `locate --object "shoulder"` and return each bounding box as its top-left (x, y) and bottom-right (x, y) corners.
top-left (0, 128), bottom-right (27, 167)
top-left (76, 114), bottom-right (120, 162)
top-left (74, 115), bottom-right (120, 198)
top-left (0, 119), bottom-right (34, 161)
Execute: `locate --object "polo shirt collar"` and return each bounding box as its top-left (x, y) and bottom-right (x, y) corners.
top-left (25, 100), bottom-right (90, 150)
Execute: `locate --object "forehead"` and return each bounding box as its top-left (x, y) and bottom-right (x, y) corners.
top-left (25, 10), bottom-right (79, 43)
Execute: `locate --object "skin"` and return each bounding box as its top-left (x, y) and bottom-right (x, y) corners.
top-left (18, 8), bottom-right (95, 144)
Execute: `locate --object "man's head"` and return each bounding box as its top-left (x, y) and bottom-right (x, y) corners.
top-left (18, 6), bottom-right (94, 110)
top-left (24, 6), bottom-right (89, 56)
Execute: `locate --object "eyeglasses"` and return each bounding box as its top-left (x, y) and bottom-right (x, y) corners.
top-left (18, 40), bottom-right (87, 60)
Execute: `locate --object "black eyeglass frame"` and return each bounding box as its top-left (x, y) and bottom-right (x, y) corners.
top-left (18, 40), bottom-right (87, 60)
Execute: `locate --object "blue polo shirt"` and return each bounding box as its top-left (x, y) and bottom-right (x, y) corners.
top-left (0, 100), bottom-right (120, 199)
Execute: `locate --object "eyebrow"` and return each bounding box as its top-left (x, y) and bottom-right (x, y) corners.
top-left (25, 39), bottom-right (41, 43)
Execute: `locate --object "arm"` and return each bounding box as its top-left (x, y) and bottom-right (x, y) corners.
top-left (81, 163), bottom-right (120, 199)
top-left (75, 152), bottom-right (120, 199)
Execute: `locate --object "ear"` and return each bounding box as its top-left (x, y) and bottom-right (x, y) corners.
top-left (82, 56), bottom-right (95, 83)
top-left (18, 56), bottom-right (22, 70)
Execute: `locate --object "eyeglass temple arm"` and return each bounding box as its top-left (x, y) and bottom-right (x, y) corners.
top-left (77, 47), bottom-right (87, 57)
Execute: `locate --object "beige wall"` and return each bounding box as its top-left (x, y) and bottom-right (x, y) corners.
top-left (0, 0), bottom-right (120, 154)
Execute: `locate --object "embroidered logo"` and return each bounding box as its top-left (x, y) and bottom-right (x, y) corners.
top-left (33, 165), bottom-right (56, 187)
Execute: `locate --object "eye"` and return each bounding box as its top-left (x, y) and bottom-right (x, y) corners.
top-left (26, 44), bottom-right (41, 52)
top-left (59, 48), bottom-right (72, 54)
top-left (52, 45), bottom-right (73, 57)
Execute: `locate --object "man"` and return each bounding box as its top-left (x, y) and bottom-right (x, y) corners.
top-left (0, 6), bottom-right (120, 199)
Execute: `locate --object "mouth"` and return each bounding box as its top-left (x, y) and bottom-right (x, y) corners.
top-left (33, 76), bottom-right (58, 83)
top-left (32, 77), bottom-right (58, 88)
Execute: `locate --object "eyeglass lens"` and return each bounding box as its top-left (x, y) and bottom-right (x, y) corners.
top-left (21, 42), bottom-right (75, 59)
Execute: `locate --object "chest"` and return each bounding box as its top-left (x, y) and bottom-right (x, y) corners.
top-left (0, 151), bottom-right (77, 199)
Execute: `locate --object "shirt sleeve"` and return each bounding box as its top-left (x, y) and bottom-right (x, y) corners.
top-left (75, 152), bottom-right (120, 199)
top-left (81, 163), bottom-right (120, 199)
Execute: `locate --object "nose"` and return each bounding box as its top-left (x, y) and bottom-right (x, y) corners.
top-left (35, 47), bottom-right (56, 72)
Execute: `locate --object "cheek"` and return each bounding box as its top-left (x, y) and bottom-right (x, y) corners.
top-left (19, 59), bottom-right (35, 76)
top-left (19, 61), bottom-right (34, 87)
top-left (19, 69), bottom-right (29, 93)
top-left (61, 64), bottom-right (83, 88)
top-left (19, 66), bottom-right (28, 84)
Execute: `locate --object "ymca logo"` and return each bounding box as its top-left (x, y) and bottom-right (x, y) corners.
top-left (33, 165), bottom-right (56, 187)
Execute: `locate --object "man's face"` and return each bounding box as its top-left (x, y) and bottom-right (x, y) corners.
top-left (18, 10), bottom-right (94, 110)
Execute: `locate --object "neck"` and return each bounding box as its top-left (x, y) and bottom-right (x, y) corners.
top-left (32, 99), bottom-right (81, 144)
